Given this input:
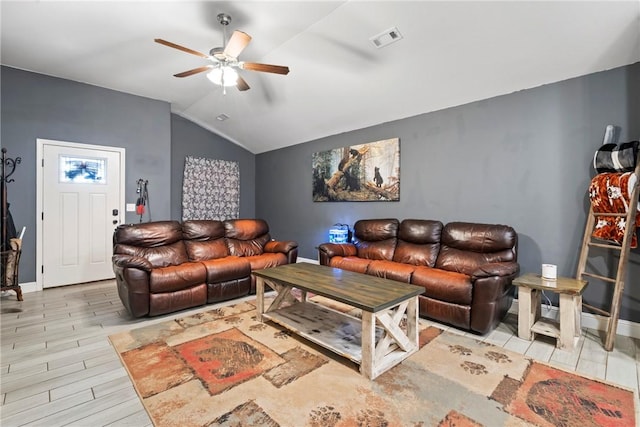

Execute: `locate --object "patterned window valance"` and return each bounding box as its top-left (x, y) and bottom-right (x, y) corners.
top-left (182, 156), bottom-right (240, 221)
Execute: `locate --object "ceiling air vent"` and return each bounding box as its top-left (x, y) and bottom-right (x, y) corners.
top-left (216, 114), bottom-right (230, 121)
top-left (369, 27), bottom-right (403, 49)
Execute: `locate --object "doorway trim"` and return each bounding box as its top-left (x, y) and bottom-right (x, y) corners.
top-left (36, 138), bottom-right (126, 291)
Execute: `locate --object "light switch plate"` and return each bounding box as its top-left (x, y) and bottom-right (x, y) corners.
top-left (126, 203), bottom-right (136, 212)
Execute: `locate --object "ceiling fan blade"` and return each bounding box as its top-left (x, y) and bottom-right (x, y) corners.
top-left (236, 76), bottom-right (250, 91)
top-left (155, 38), bottom-right (209, 59)
top-left (173, 65), bottom-right (213, 78)
top-left (241, 62), bottom-right (290, 75)
top-left (223, 31), bottom-right (252, 58)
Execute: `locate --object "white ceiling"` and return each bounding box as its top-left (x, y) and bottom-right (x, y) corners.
top-left (2, 1), bottom-right (639, 154)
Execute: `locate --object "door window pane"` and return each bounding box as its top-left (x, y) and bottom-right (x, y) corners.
top-left (59, 155), bottom-right (107, 184)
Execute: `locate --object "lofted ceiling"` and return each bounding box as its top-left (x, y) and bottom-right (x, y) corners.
top-left (2, 1), bottom-right (639, 154)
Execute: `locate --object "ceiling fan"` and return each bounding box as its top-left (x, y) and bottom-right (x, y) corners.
top-left (155, 13), bottom-right (290, 93)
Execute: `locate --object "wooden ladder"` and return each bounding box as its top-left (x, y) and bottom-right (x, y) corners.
top-left (576, 152), bottom-right (640, 351)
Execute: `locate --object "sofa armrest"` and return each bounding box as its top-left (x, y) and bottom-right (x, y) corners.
top-left (469, 261), bottom-right (519, 334)
top-left (471, 261), bottom-right (519, 280)
top-left (264, 240), bottom-right (298, 254)
top-left (112, 254), bottom-right (153, 272)
top-left (318, 243), bottom-right (357, 258)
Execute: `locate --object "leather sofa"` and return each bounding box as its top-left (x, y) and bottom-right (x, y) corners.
top-left (318, 219), bottom-right (518, 334)
top-left (112, 219), bottom-right (298, 317)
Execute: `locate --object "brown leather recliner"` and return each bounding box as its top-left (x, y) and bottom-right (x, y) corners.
top-left (112, 219), bottom-right (298, 317)
top-left (318, 218), bottom-right (519, 334)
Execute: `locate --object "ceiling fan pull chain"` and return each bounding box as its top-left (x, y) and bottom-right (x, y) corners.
top-left (222, 68), bottom-right (226, 95)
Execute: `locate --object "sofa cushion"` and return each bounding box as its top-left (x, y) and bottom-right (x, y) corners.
top-left (435, 222), bottom-right (517, 275)
top-left (356, 240), bottom-right (397, 261)
top-left (244, 253), bottom-right (288, 270)
top-left (115, 241), bottom-right (189, 268)
top-left (419, 296), bottom-right (470, 330)
top-left (412, 266), bottom-right (472, 305)
top-left (353, 219), bottom-right (399, 260)
top-left (227, 235), bottom-right (271, 257)
top-left (264, 240), bottom-right (298, 253)
top-left (149, 262), bottom-right (207, 293)
top-left (366, 260), bottom-right (416, 283)
top-left (114, 220), bottom-right (183, 247)
top-left (182, 220), bottom-right (229, 260)
top-left (224, 219), bottom-right (269, 239)
top-left (437, 247), bottom-right (517, 276)
top-left (328, 256), bottom-right (371, 274)
top-left (148, 284), bottom-right (207, 317)
top-left (207, 278), bottom-right (251, 303)
top-left (393, 219), bottom-right (443, 266)
top-left (224, 219), bottom-right (271, 256)
top-left (114, 221), bottom-right (189, 268)
top-left (184, 239), bottom-right (229, 261)
top-left (201, 256), bottom-right (251, 283)
top-left (182, 220), bottom-right (225, 239)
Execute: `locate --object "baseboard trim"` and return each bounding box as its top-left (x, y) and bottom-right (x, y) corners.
top-left (21, 281), bottom-right (40, 293)
top-left (18, 258), bottom-right (633, 339)
top-left (298, 257), bottom-right (640, 339)
top-left (14, 262), bottom-right (323, 295)
top-left (293, 260), bottom-right (640, 339)
top-left (1, 281), bottom-right (40, 296)
top-left (509, 299), bottom-right (640, 340)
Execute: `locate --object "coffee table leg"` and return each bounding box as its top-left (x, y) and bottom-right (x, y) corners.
top-left (256, 277), bottom-right (265, 321)
top-left (407, 296), bottom-right (418, 345)
top-left (360, 311), bottom-right (376, 380)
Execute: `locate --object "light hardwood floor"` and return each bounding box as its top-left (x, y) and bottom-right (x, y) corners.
top-left (1, 280), bottom-right (638, 426)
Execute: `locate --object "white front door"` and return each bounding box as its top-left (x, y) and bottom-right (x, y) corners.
top-left (39, 140), bottom-right (124, 288)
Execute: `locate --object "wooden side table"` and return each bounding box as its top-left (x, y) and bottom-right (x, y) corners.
top-left (513, 273), bottom-right (588, 350)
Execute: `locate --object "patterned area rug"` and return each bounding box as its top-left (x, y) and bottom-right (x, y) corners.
top-left (109, 299), bottom-right (636, 427)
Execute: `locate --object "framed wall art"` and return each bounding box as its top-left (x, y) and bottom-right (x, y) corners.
top-left (312, 137), bottom-right (400, 202)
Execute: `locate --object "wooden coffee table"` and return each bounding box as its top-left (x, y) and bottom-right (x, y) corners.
top-left (252, 263), bottom-right (424, 379)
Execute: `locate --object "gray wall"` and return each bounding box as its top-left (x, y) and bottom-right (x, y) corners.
top-left (1, 66), bottom-right (257, 285)
top-left (170, 114), bottom-right (255, 220)
top-left (3, 63), bottom-right (638, 323)
top-left (1, 66), bottom-right (172, 283)
top-left (256, 62), bottom-right (640, 323)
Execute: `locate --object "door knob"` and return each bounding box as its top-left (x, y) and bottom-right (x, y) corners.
top-left (113, 220), bottom-right (118, 225)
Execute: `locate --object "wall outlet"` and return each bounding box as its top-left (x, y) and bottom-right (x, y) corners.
top-left (126, 203), bottom-right (136, 212)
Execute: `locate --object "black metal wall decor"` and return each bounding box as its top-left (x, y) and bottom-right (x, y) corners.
top-left (1, 147), bottom-right (24, 301)
top-left (1, 148), bottom-right (21, 251)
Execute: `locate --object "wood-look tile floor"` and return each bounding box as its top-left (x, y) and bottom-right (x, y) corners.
top-left (1, 280), bottom-right (638, 426)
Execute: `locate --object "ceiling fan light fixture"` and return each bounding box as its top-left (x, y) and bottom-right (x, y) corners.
top-left (207, 66), bottom-right (238, 87)
top-left (156, 12), bottom-right (289, 94)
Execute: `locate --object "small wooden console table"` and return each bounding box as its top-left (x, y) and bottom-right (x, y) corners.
top-left (513, 273), bottom-right (588, 350)
top-left (253, 263), bottom-right (424, 380)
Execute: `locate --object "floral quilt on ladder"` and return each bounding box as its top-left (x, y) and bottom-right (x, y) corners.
top-left (588, 172), bottom-right (640, 248)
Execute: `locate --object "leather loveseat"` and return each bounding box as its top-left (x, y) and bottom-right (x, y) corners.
top-left (112, 219), bottom-right (298, 317)
top-left (318, 219), bottom-right (518, 334)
